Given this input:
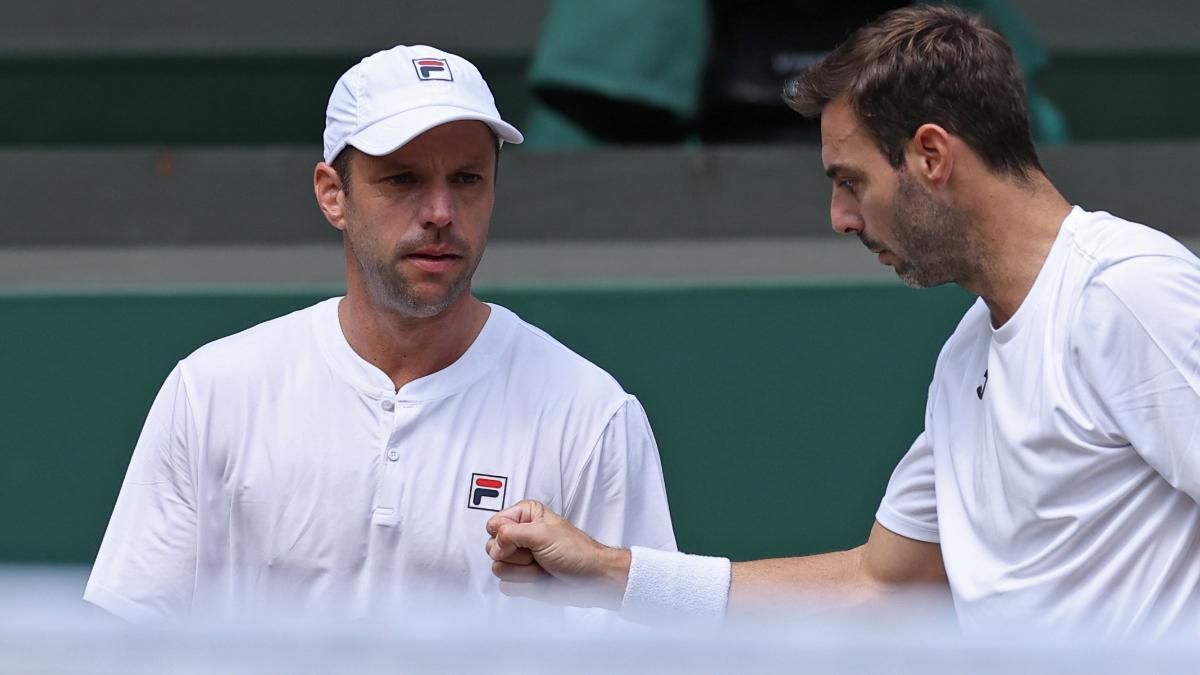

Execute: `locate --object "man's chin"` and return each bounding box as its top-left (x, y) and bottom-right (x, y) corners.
top-left (380, 281), bottom-right (473, 319)
top-left (896, 266), bottom-right (953, 290)
top-left (388, 294), bottom-right (455, 318)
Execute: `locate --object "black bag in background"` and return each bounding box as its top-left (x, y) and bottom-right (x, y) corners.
top-left (697, 0), bottom-right (910, 143)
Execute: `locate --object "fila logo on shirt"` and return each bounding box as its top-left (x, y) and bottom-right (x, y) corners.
top-left (467, 473), bottom-right (507, 512)
top-left (413, 58), bottom-right (453, 81)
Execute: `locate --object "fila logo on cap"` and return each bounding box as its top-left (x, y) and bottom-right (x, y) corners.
top-left (413, 58), bottom-right (453, 81)
top-left (468, 473), bottom-right (507, 512)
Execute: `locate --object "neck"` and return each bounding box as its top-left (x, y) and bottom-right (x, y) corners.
top-left (338, 287), bottom-right (490, 392)
top-left (957, 173), bottom-right (1073, 327)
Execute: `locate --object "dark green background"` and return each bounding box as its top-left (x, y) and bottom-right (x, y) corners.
top-left (0, 283), bottom-right (973, 564)
top-left (3, 52), bottom-right (1200, 145)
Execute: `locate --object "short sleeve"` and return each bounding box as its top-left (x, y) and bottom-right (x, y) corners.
top-left (1071, 254), bottom-right (1200, 502)
top-left (563, 396), bottom-right (678, 552)
top-left (84, 364), bottom-right (199, 620)
top-left (876, 429), bottom-right (940, 543)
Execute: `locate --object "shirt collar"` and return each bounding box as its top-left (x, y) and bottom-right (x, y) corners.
top-left (314, 297), bottom-right (518, 401)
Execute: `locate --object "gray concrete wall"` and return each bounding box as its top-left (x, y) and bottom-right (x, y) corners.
top-left (3, 144), bottom-right (1199, 290)
top-left (1009, 0), bottom-right (1200, 51)
top-left (3, 144), bottom-right (1199, 247)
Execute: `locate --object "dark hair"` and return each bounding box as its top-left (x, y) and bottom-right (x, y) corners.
top-left (784, 4), bottom-right (1043, 179)
top-left (330, 128), bottom-right (503, 196)
top-left (331, 145), bottom-right (358, 195)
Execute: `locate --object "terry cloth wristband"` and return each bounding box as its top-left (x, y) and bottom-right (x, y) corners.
top-left (619, 546), bottom-right (732, 623)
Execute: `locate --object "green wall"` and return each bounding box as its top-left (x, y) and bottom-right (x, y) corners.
top-left (0, 283), bottom-right (973, 564)
top-left (0, 55), bottom-right (530, 146)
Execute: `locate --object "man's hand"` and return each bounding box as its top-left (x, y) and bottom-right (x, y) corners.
top-left (485, 499), bottom-right (632, 609)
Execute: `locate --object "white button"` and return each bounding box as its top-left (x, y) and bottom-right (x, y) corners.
top-left (381, 400), bottom-right (394, 412)
top-left (387, 449), bottom-right (400, 461)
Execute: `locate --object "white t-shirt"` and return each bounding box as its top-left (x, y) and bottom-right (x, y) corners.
top-left (85, 299), bottom-right (677, 621)
top-left (878, 206), bottom-right (1200, 636)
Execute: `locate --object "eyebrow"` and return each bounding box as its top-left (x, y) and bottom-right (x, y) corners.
top-left (824, 163), bottom-right (853, 179)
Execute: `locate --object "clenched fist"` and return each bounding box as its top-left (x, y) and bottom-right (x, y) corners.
top-left (485, 500), bottom-right (632, 609)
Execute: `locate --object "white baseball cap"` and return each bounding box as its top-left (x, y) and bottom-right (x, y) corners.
top-left (322, 44), bottom-right (524, 164)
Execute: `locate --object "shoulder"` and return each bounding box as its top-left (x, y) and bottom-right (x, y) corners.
top-left (1050, 209), bottom-right (1200, 352)
top-left (178, 298), bottom-right (332, 387)
top-left (1067, 208), bottom-right (1197, 273)
top-left (491, 304), bottom-right (630, 403)
top-left (1065, 209), bottom-right (1200, 320)
top-left (1065, 213), bottom-right (1200, 377)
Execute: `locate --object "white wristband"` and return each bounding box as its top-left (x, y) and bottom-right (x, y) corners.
top-left (619, 546), bottom-right (731, 624)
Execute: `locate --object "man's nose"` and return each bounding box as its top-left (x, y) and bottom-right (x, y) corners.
top-left (830, 198), bottom-right (864, 235)
top-left (419, 183), bottom-right (455, 228)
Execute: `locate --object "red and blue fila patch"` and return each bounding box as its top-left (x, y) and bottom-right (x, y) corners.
top-left (413, 58), bottom-right (453, 81)
top-left (467, 473), bottom-right (507, 511)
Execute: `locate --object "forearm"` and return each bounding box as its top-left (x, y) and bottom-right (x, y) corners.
top-left (621, 523), bottom-right (945, 621)
top-left (731, 524), bottom-right (948, 615)
top-left (619, 545), bottom-right (872, 622)
top-left (728, 547), bottom-right (875, 614)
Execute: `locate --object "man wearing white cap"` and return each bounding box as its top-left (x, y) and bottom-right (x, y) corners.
top-left (84, 45), bottom-right (676, 621)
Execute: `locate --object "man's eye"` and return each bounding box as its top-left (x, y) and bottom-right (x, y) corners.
top-left (386, 173), bottom-right (417, 184)
top-left (453, 173), bottom-right (482, 184)
top-left (837, 178), bottom-right (857, 194)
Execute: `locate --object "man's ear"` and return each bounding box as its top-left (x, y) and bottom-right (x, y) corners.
top-left (314, 162), bottom-right (349, 231)
top-left (907, 123), bottom-right (954, 188)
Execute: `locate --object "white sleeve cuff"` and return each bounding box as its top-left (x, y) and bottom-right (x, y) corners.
top-left (83, 581), bottom-right (162, 624)
top-left (619, 546), bottom-right (731, 624)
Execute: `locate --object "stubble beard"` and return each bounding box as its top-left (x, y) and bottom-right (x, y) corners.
top-left (349, 226), bottom-right (480, 319)
top-left (889, 171), bottom-right (982, 289)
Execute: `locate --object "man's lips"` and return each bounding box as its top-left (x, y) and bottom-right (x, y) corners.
top-left (860, 237), bottom-right (892, 266)
top-left (863, 244), bottom-right (893, 266)
top-left (403, 247), bottom-right (463, 273)
top-left (410, 245), bottom-right (459, 257)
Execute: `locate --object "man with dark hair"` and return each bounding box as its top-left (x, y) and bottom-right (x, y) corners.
top-left (784, 5), bottom-right (1043, 180)
top-left (84, 45), bottom-right (676, 620)
top-left (484, 5), bottom-right (1200, 636)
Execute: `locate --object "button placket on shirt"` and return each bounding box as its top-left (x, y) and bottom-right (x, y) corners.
top-left (372, 397), bottom-right (417, 526)
top-left (383, 398), bottom-right (400, 461)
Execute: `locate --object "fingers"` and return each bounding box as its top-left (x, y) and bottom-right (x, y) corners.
top-left (491, 519), bottom-right (553, 554)
top-left (492, 560), bottom-right (548, 582)
top-left (485, 536), bottom-right (535, 565)
top-left (486, 501), bottom-right (595, 569)
top-left (486, 530), bottom-right (515, 561)
top-left (485, 519), bottom-right (533, 560)
top-left (485, 499), bottom-right (546, 536)
top-left (502, 547), bottom-right (535, 566)
top-left (485, 515), bottom-right (515, 539)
